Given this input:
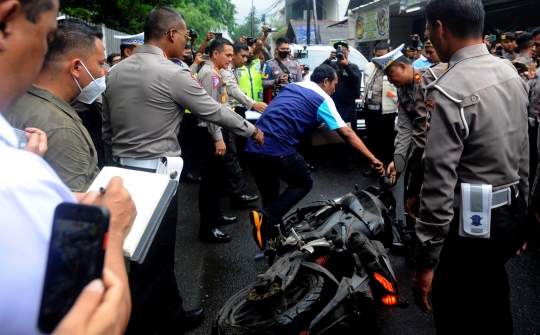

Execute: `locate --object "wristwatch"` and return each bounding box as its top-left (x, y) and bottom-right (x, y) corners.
top-left (416, 258), bottom-right (438, 269)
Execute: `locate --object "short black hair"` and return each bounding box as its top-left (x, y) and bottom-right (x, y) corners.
top-left (375, 42), bottom-right (390, 51)
top-left (532, 28), bottom-right (540, 39)
top-left (209, 38), bottom-right (233, 56)
top-left (389, 55), bottom-right (411, 67)
top-left (144, 6), bottom-right (184, 42)
top-left (19, 0), bottom-right (54, 23)
top-left (276, 37), bottom-right (290, 47)
top-left (184, 44), bottom-right (192, 50)
top-left (310, 64), bottom-right (337, 84)
top-left (426, 0), bottom-right (484, 40)
top-left (233, 42), bottom-right (249, 55)
top-left (120, 44), bottom-right (136, 57)
top-left (517, 33), bottom-right (534, 50)
top-left (107, 53), bottom-right (121, 63)
top-left (43, 19), bottom-right (103, 70)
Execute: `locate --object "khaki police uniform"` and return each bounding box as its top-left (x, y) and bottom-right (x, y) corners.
top-left (221, 65), bottom-right (256, 110)
top-left (418, 44), bottom-right (529, 334)
top-left (395, 63), bottom-right (447, 195)
top-left (262, 57), bottom-right (303, 95)
top-left (102, 45), bottom-right (255, 335)
top-left (528, 72), bottom-right (540, 194)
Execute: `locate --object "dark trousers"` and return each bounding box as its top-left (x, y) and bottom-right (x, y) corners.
top-left (364, 109), bottom-right (396, 165)
top-left (529, 121), bottom-right (538, 195)
top-left (198, 127), bottom-right (225, 232)
top-left (235, 106), bottom-right (248, 167)
top-left (329, 105), bottom-right (358, 164)
top-left (432, 195), bottom-right (528, 335)
top-left (247, 151), bottom-right (313, 228)
top-left (177, 113), bottom-right (199, 175)
top-left (126, 190), bottom-right (185, 335)
top-left (223, 129), bottom-right (245, 197)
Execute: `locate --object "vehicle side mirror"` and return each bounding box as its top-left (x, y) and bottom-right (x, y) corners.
top-left (393, 153), bottom-right (406, 173)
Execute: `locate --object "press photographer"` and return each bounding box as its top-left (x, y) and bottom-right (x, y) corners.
top-left (322, 41), bottom-right (362, 170)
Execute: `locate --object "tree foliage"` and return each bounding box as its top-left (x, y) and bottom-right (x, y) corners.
top-left (230, 15), bottom-right (262, 42)
top-left (59, 0), bottom-right (237, 35)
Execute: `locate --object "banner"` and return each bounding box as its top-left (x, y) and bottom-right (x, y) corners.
top-left (295, 24), bottom-right (321, 44)
top-left (356, 2), bottom-right (390, 42)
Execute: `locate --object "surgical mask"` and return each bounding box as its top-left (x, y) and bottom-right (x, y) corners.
top-left (278, 51), bottom-right (289, 59)
top-left (183, 55), bottom-right (193, 65)
top-left (72, 61), bottom-right (106, 104)
top-left (246, 55), bottom-right (254, 63)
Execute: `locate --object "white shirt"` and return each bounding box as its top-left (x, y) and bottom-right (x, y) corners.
top-left (0, 114), bottom-right (76, 334)
top-left (303, 72), bottom-right (312, 82)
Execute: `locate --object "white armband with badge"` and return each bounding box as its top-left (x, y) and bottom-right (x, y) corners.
top-left (459, 183), bottom-right (492, 239)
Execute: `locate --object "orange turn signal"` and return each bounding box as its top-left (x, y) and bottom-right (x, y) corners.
top-left (374, 272), bottom-right (396, 293)
top-left (382, 295), bottom-right (398, 306)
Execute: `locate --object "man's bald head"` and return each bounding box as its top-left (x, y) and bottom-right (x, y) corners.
top-left (144, 6), bottom-right (185, 42)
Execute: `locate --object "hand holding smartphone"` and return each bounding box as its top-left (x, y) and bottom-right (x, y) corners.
top-left (38, 203), bottom-right (110, 334)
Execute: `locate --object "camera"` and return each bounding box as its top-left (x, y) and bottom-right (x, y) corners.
top-left (265, 27), bottom-right (279, 33)
top-left (336, 49), bottom-right (345, 61)
top-left (246, 37), bottom-right (258, 46)
top-left (188, 28), bottom-right (198, 40)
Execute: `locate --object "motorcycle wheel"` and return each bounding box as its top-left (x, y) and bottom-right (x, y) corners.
top-left (213, 273), bottom-right (325, 335)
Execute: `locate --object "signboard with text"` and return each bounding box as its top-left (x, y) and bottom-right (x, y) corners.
top-left (356, 2), bottom-right (390, 42)
top-left (295, 24), bottom-right (319, 44)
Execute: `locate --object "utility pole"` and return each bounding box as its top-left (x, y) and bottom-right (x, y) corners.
top-left (251, 0), bottom-right (255, 37)
top-left (312, 0), bottom-right (319, 44)
top-left (306, 0), bottom-right (311, 45)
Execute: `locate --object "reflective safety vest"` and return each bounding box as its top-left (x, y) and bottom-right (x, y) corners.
top-left (237, 59), bottom-right (263, 102)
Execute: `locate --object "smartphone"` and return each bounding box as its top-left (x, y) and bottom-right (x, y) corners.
top-left (514, 62), bottom-right (529, 73)
top-left (214, 32), bottom-right (223, 39)
top-left (12, 127), bottom-right (28, 148)
top-left (489, 34), bottom-right (497, 42)
top-left (37, 203), bottom-right (110, 334)
top-left (246, 37), bottom-right (257, 45)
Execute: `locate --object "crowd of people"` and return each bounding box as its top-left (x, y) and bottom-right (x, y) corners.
top-left (0, 0), bottom-right (539, 334)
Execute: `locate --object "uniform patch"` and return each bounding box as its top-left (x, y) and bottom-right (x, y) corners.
top-left (386, 91), bottom-right (396, 98)
top-left (237, 69), bottom-right (242, 77)
top-left (190, 73), bottom-right (202, 87)
top-left (406, 105), bottom-right (413, 112)
top-left (425, 99), bottom-right (435, 109)
top-left (255, 63), bottom-right (261, 71)
top-left (414, 73), bottom-right (421, 84)
top-left (223, 87), bottom-right (227, 94)
top-left (221, 95), bottom-right (227, 103)
top-left (531, 69), bottom-right (536, 77)
top-left (261, 73), bottom-right (269, 79)
top-left (470, 215), bottom-right (483, 226)
top-left (212, 76), bottom-right (220, 88)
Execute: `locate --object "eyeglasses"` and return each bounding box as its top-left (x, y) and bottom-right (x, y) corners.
top-left (165, 29), bottom-right (191, 41)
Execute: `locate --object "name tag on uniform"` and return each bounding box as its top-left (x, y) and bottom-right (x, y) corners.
top-left (459, 183), bottom-right (492, 239)
top-left (367, 90), bottom-right (373, 100)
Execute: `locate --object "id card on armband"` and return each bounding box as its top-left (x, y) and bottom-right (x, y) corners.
top-left (459, 183), bottom-right (492, 239)
top-left (367, 90), bottom-right (373, 100)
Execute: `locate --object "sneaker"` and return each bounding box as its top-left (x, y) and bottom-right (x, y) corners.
top-left (250, 211), bottom-right (266, 250)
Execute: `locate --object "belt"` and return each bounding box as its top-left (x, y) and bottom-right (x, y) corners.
top-left (367, 104), bottom-right (381, 111)
top-left (117, 157), bottom-right (159, 170)
top-left (453, 185), bottom-right (518, 209)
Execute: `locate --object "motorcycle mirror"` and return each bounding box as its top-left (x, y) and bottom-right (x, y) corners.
top-left (393, 153), bottom-right (406, 173)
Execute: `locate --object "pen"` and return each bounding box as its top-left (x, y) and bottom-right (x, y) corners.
top-left (99, 187), bottom-right (106, 195)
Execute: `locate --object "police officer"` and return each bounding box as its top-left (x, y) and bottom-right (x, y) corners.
top-left (501, 31), bottom-right (518, 61)
top-left (405, 45), bottom-right (415, 61)
top-left (380, 44), bottom-right (446, 240)
top-left (322, 40), bottom-right (362, 170)
top-left (222, 42), bottom-right (267, 170)
top-left (102, 7), bottom-right (264, 335)
top-left (114, 32), bottom-right (144, 60)
top-left (363, 43), bottom-right (398, 175)
top-left (262, 37), bottom-right (302, 98)
top-left (515, 33), bottom-right (537, 80)
top-left (413, 1), bottom-right (529, 334)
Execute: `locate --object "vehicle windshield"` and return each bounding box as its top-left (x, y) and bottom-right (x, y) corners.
top-left (295, 48), bottom-right (368, 72)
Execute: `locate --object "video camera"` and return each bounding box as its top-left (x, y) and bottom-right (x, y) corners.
top-left (264, 27), bottom-right (279, 33)
top-left (246, 37), bottom-right (258, 46)
top-left (336, 46), bottom-right (345, 61)
top-left (188, 28), bottom-right (198, 40)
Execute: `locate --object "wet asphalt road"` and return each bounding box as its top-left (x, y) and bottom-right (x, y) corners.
top-left (172, 151), bottom-right (540, 335)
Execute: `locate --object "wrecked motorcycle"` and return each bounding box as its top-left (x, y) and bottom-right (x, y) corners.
top-left (212, 179), bottom-right (408, 335)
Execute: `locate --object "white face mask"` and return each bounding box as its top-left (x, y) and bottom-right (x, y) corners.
top-left (72, 61), bottom-right (106, 104)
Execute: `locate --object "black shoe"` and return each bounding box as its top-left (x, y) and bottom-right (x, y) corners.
top-left (217, 215), bottom-right (238, 225)
top-left (199, 228), bottom-right (231, 243)
top-left (230, 194), bottom-right (259, 208)
top-left (306, 162), bottom-right (317, 172)
top-left (177, 308), bottom-right (205, 332)
top-left (346, 163), bottom-right (356, 171)
top-left (363, 170), bottom-right (374, 177)
top-left (180, 173), bottom-right (201, 183)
